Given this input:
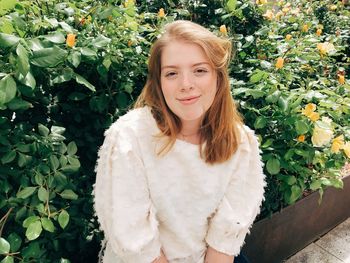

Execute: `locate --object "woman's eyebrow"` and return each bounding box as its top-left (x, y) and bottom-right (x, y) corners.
top-left (161, 62), bottom-right (210, 70)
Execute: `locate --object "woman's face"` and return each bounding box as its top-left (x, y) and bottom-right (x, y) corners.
top-left (160, 41), bottom-right (217, 123)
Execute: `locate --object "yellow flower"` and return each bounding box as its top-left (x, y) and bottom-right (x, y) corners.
top-left (317, 42), bottom-right (336, 55)
top-left (256, 0), bottom-right (267, 4)
top-left (66, 34), bottom-right (76, 48)
top-left (331, 135), bottom-right (344, 153)
top-left (275, 57), bottom-right (284, 69)
top-left (316, 28), bottom-right (322, 36)
top-left (309, 112), bottom-right (320, 122)
top-left (282, 7), bottom-right (290, 13)
top-left (297, 135), bottom-right (305, 142)
top-left (343, 142), bottom-right (350, 158)
top-left (220, 25), bottom-right (227, 35)
top-left (302, 24), bottom-right (309, 32)
top-left (301, 103), bottom-right (320, 122)
top-left (158, 8), bottom-right (165, 18)
top-left (263, 10), bottom-right (274, 20)
top-left (285, 34), bottom-right (292, 40)
top-left (302, 103), bottom-right (316, 116)
top-left (338, 74), bottom-right (345, 85)
top-left (127, 40), bottom-right (132, 47)
top-left (329, 4), bottom-right (337, 11)
top-left (311, 123), bottom-right (333, 147)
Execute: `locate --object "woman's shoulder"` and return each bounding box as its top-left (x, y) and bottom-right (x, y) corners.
top-left (105, 106), bottom-right (155, 138)
top-left (236, 123), bottom-right (260, 152)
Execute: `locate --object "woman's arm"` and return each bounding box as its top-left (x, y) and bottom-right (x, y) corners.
top-left (205, 246), bottom-right (234, 263)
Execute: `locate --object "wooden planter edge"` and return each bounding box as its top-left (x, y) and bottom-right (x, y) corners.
top-left (241, 174), bottom-right (350, 263)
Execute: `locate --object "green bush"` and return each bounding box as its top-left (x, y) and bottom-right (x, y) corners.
top-left (0, 0), bottom-right (349, 262)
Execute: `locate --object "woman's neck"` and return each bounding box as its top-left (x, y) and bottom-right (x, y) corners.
top-left (179, 118), bottom-right (201, 144)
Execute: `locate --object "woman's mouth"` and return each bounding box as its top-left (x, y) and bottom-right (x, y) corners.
top-left (177, 95), bottom-right (201, 105)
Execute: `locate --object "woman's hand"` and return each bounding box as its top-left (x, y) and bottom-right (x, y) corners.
top-left (204, 246), bottom-right (234, 263)
top-left (152, 249), bottom-right (168, 263)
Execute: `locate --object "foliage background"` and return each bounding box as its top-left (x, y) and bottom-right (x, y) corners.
top-left (0, 0), bottom-right (349, 262)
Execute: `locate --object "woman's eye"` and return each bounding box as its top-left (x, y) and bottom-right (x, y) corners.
top-left (165, 72), bottom-right (177, 78)
top-left (195, 68), bottom-right (208, 74)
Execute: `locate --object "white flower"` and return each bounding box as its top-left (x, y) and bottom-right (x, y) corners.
top-left (135, 46), bottom-right (142, 54)
top-left (311, 121), bottom-right (334, 147)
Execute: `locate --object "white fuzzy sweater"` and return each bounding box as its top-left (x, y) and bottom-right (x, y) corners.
top-left (93, 107), bottom-right (266, 263)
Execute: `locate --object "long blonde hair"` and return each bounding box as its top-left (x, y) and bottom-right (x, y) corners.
top-left (134, 20), bottom-right (243, 164)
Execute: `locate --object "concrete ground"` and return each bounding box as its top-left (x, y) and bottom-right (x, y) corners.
top-left (284, 217), bottom-right (350, 263)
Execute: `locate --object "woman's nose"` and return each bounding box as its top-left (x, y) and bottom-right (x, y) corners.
top-left (180, 72), bottom-right (194, 91)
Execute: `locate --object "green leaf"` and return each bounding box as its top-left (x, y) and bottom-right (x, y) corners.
top-left (0, 0), bottom-right (17, 16)
top-left (0, 256), bottom-right (14, 263)
top-left (21, 241), bottom-right (40, 259)
top-left (42, 32), bottom-right (65, 43)
top-left (0, 32), bottom-right (20, 48)
top-left (51, 126), bottom-right (65, 135)
top-left (254, 116), bottom-right (267, 129)
top-left (7, 98), bottom-right (32, 110)
top-left (0, 75), bottom-right (17, 104)
top-left (261, 138), bottom-right (273, 148)
top-left (295, 120), bottom-right (309, 135)
top-left (38, 123), bottom-right (49, 137)
top-left (49, 155), bottom-right (60, 170)
top-left (23, 216), bottom-right (39, 228)
top-left (1, 150), bottom-right (16, 164)
top-left (310, 180), bottom-right (322, 190)
top-left (7, 233), bottom-right (21, 253)
top-left (67, 141), bottom-right (77, 156)
top-left (242, 35), bottom-right (254, 48)
top-left (17, 187), bottom-right (36, 199)
top-left (278, 96), bottom-right (289, 111)
top-left (60, 189), bottom-right (78, 200)
top-left (286, 176), bottom-right (297, 185)
top-left (227, 0), bottom-right (237, 12)
top-left (67, 156), bottom-right (80, 166)
top-left (91, 35), bottom-right (111, 49)
top-left (31, 46), bottom-right (67, 67)
top-left (17, 71), bottom-right (36, 89)
top-left (330, 178), bottom-right (344, 189)
top-left (58, 210), bottom-right (69, 229)
top-left (34, 173), bottom-right (44, 185)
top-left (266, 157), bottom-right (280, 175)
top-left (17, 152), bottom-right (31, 167)
top-left (266, 90), bottom-right (281, 103)
top-left (0, 237), bottom-right (10, 254)
top-left (38, 187), bottom-right (49, 202)
top-left (60, 259), bottom-right (71, 263)
top-left (25, 221), bottom-right (42, 240)
top-left (52, 68), bottom-right (73, 84)
top-left (41, 218), bottom-right (55, 232)
top-left (249, 70), bottom-right (267, 84)
top-left (59, 21), bottom-right (73, 33)
top-left (75, 74), bottom-right (96, 92)
top-left (289, 185), bottom-right (302, 204)
top-left (68, 51), bottom-right (81, 68)
top-left (80, 47), bottom-right (97, 59)
top-left (16, 43), bottom-right (30, 76)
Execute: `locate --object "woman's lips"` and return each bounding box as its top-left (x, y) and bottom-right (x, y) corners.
top-left (177, 95), bottom-right (200, 105)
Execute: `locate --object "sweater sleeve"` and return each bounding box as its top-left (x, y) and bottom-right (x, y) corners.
top-left (93, 121), bottom-right (162, 262)
top-left (205, 126), bottom-right (266, 256)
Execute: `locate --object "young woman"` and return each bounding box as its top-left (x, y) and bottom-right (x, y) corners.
top-left (94, 20), bottom-right (265, 263)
